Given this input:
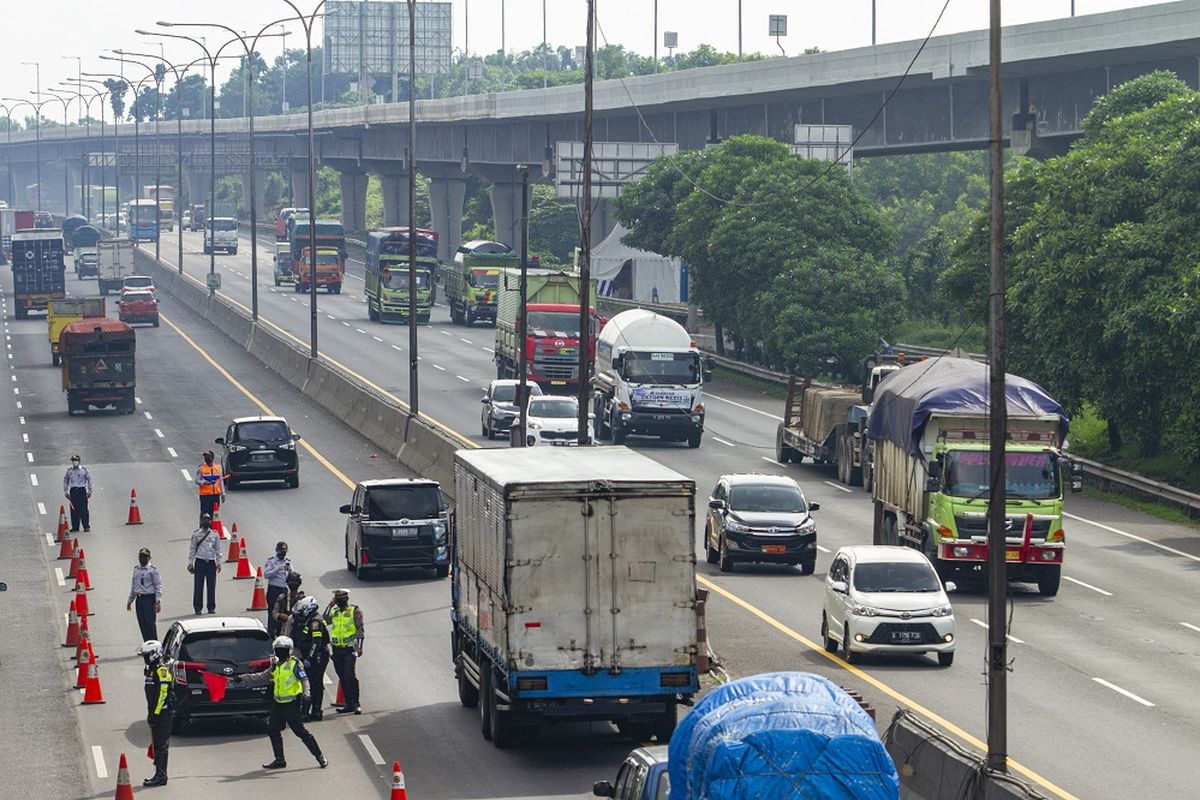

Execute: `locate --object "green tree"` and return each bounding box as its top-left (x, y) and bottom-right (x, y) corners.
top-left (528, 184), bottom-right (578, 265)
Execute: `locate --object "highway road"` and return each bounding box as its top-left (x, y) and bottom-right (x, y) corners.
top-left (5, 231), bottom-right (1200, 798)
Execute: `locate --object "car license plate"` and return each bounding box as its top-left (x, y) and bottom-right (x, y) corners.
top-left (550, 380), bottom-right (566, 385)
top-left (251, 453), bottom-right (273, 462)
top-left (891, 630), bottom-right (922, 643)
top-left (762, 545), bottom-right (787, 554)
top-left (1005, 549), bottom-right (1020, 561)
top-left (395, 527), bottom-right (417, 538)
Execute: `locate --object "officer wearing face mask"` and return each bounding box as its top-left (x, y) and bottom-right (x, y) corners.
top-left (139, 640), bottom-right (173, 787)
top-left (324, 588), bottom-right (365, 714)
top-left (127, 547), bottom-right (162, 641)
top-left (234, 635), bottom-right (328, 771)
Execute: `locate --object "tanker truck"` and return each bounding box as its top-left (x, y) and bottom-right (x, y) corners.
top-left (592, 309), bottom-right (704, 448)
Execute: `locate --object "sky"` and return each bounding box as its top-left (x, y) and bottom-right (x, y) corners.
top-left (0, 0), bottom-right (1165, 117)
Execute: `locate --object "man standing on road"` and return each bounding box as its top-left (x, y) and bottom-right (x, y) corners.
top-left (271, 571), bottom-right (304, 640)
top-left (324, 588), bottom-right (364, 715)
top-left (187, 514), bottom-right (222, 614)
top-left (127, 547), bottom-right (162, 641)
top-left (263, 542), bottom-right (292, 636)
top-left (234, 635), bottom-right (328, 771)
top-left (290, 596), bottom-right (330, 721)
top-left (193, 450), bottom-right (225, 523)
top-left (139, 640), bottom-right (173, 787)
top-left (62, 454), bottom-right (93, 532)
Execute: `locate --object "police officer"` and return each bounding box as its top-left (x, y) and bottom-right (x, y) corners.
top-left (235, 635), bottom-right (328, 771)
top-left (62, 454), bottom-right (93, 532)
top-left (262, 542), bottom-right (293, 636)
top-left (139, 640), bottom-right (173, 787)
top-left (270, 571), bottom-right (304, 639)
top-left (289, 596), bottom-right (330, 721)
top-left (127, 548), bottom-right (162, 641)
top-left (193, 450), bottom-right (225, 522)
top-left (324, 588), bottom-right (364, 714)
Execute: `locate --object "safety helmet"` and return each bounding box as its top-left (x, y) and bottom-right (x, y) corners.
top-left (138, 640), bottom-right (164, 662)
top-left (272, 635), bottom-right (294, 651)
top-left (285, 570), bottom-right (302, 586)
top-left (293, 596), bottom-right (318, 617)
top-left (332, 588), bottom-right (350, 599)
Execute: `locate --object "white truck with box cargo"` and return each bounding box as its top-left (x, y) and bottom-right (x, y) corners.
top-left (96, 239), bottom-right (136, 295)
top-left (451, 447), bottom-right (699, 748)
top-left (592, 309), bottom-right (705, 447)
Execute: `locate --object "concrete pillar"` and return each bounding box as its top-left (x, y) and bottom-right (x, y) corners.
top-left (427, 175), bottom-right (467, 262)
top-left (184, 168), bottom-right (210, 211)
top-left (240, 172), bottom-right (269, 223)
top-left (337, 171), bottom-right (369, 232)
top-left (489, 179), bottom-right (533, 249)
top-left (289, 163), bottom-right (311, 209)
top-left (379, 171), bottom-right (411, 228)
top-left (577, 197), bottom-right (618, 251)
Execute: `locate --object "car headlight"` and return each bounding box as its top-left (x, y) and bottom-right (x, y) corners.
top-left (228, 444), bottom-right (246, 453)
top-left (528, 421), bottom-right (541, 431)
top-left (434, 521), bottom-right (448, 542)
top-left (279, 441), bottom-right (295, 450)
top-left (929, 604), bottom-right (953, 618)
top-left (851, 605), bottom-right (879, 617)
top-left (796, 519), bottom-right (816, 534)
top-left (724, 520), bottom-right (751, 533)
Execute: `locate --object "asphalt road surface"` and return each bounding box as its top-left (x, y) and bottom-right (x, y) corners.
top-left (4, 233), bottom-right (1199, 799)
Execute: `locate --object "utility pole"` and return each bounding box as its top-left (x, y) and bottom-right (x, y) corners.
top-left (577, 0), bottom-right (595, 445)
top-left (407, 0), bottom-right (419, 417)
top-left (517, 164), bottom-right (529, 446)
top-left (985, 0), bottom-right (1009, 775)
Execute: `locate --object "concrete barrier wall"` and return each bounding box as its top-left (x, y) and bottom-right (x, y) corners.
top-left (137, 251), bottom-right (463, 498)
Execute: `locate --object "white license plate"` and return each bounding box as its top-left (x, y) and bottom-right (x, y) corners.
top-left (251, 453), bottom-right (273, 462)
top-left (395, 527), bottom-right (418, 538)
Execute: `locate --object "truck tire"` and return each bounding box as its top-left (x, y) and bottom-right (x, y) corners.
top-left (652, 702), bottom-right (677, 743)
top-left (15, 302), bottom-right (27, 320)
top-left (329, 283), bottom-right (341, 294)
top-left (479, 669), bottom-right (493, 740)
top-left (1036, 565), bottom-right (1061, 597)
top-left (488, 685), bottom-right (518, 749)
top-left (368, 299), bottom-right (379, 321)
top-left (594, 400), bottom-right (611, 440)
top-left (862, 462), bottom-right (873, 493)
top-left (457, 658), bottom-right (479, 708)
top-left (775, 425), bottom-right (796, 464)
top-left (612, 423), bottom-right (627, 446)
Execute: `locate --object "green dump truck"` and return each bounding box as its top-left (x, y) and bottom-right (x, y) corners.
top-left (365, 228), bottom-right (438, 323)
top-left (443, 240), bottom-right (518, 326)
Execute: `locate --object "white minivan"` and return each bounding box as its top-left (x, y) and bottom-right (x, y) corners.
top-left (204, 217), bottom-right (239, 255)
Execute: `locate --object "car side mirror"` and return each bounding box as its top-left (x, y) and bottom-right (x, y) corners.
top-left (708, 498), bottom-right (725, 510)
top-left (339, 504), bottom-right (353, 514)
top-left (291, 433), bottom-right (301, 442)
top-left (214, 437), bottom-right (225, 445)
top-left (481, 397), bottom-right (490, 404)
top-left (0, 582), bottom-right (7, 591)
top-left (925, 459), bottom-right (942, 493)
top-left (1067, 458), bottom-right (1084, 493)
top-left (828, 580), bottom-right (848, 594)
top-left (593, 781), bottom-right (615, 798)
top-left (944, 581), bottom-right (958, 593)
top-left (808, 501), bottom-right (820, 512)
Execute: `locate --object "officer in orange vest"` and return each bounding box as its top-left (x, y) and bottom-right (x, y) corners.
top-left (193, 450), bottom-right (226, 523)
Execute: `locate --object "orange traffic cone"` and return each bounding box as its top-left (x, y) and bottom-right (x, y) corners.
top-left (63, 600), bottom-right (80, 648)
top-left (230, 521), bottom-right (239, 539)
top-left (73, 550), bottom-right (93, 592)
top-left (227, 534), bottom-right (241, 563)
top-left (81, 659), bottom-right (106, 704)
top-left (75, 642), bottom-right (92, 688)
top-left (212, 503), bottom-right (226, 540)
top-left (334, 681), bottom-right (345, 707)
top-left (114, 753), bottom-right (134, 800)
top-left (390, 761), bottom-right (409, 800)
top-left (74, 618), bottom-right (91, 661)
top-left (56, 505), bottom-right (69, 540)
top-left (126, 489), bottom-right (143, 525)
top-left (246, 567), bottom-right (268, 610)
top-left (57, 533), bottom-right (77, 560)
top-left (67, 546), bottom-right (82, 578)
top-left (233, 540), bottom-right (253, 579)
top-left (75, 587), bottom-right (91, 618)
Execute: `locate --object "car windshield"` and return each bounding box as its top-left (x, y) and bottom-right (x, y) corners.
top-left (382, 270), bottom-right (430, 290)
top-left (624, 352), bottom-right (700, 384)
top-left (490, 383), bottom-right (540, 404)
top-left (528, 397), bottom-right (577, 418)
top-left (944, 450), bottom-right (1060, 500)
top-left (469, 269), bottom-right (499, 289)
top-left (123, 293), bottom-right (154, 303)
top-left (526, 311), bottom-right (581, 338)
top-left (729, 483), bottom-right (806, 514)
top-left (655, 772), bottom-right (670, 800)
top-left (179, 630), bottom-right (270, 664)
top-left (315, 252), bottom-right (340, 265)
top-left (210, 219), bottom-right (238, 232)
top-left (235, 421), bottom-right (290, 443)
top-left (365, 485), bottom-right (442, 521)
top-left (853, 562), bottom-right (942, 593)
top-left (125, 277), bottom-right (152, 288)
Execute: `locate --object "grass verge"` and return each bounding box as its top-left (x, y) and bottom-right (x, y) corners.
top-left (1082, 486), bottom-right (1200, 530)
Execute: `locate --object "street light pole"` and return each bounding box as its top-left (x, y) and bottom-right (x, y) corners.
top-left (0, 104), bottom-right (13, 207)
top-left (577, 0), bottom-right (595, 444)
top-left (106, 57), bottom-right (164, 262)
top-left (407, 0), bottom-right (419, 416)
top-left (3, 96), bottom-right (49, 212)
top-left (62, 57), bottom-right (85, 212)
top-left (516, 164), bottom-right (529, 446)
top-left (69, 80), bottom-right (109, 227)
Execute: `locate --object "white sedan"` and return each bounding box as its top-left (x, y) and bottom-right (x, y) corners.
top-left (519, 396), bottom-right (592, 446)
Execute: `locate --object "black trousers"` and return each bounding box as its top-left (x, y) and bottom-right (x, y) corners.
top-left (148, 710), bottom-right (172, 776)
top-left (268, 700), bottom-right (322, 761)
top-left (192, 559), bottom-right (217, 613)
top-left (134, 594), bottom-right (158, 641)
top-left (68, 487), bottom-right (90, 530)
top-left (199, 493), bottom-right (218, 522)
top-left (303, 652), bottom-right (329, 714)
top-left (265, 586), bottom-right (287, 637)
top-left (330, 647), bottom-right (359, 708)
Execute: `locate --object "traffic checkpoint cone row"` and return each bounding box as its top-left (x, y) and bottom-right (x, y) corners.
top-left (246, 567), bottom-right (268, 611)
top-left (57, 532), bottom-right (77, 561)
top-left (212, 503), bottom-right (226, 540)
top-left (56, 505), bottom-right (69, 541)
top-left (233, 539), bottom-right (253, 579)
top-left (81, 658), bottom-right (106, 704)
top-left (390, 761), bottom-right (409, 800)
top-left (114, 753), bottom-right (134, 800)
top-left (62, 600), bottom-right (80, 648)
top-left (75, 642), bottom-right (93, 689)
top-left (226, 533), bottom-right (241, 564)
top-left (126, 488), bottom-right (143, 525)
top-left (73, 550), bottom-right (93, 592)
top-left (75, 587), bottom-right (91, 618)
top-left (74, 619), bottom-right (91, 662)
top-left (67, 546), bottom-right (82, 578)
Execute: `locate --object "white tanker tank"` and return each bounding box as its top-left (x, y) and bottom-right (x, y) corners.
top-left (592, 309), bottom-right (705, 448)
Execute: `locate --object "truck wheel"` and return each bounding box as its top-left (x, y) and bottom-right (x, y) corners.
top-left (329, 283), bottom-right (341, 294)
top-left (687, 431), bottom-right (702, 448)
top-left (435, 564), bottom-right (450, 579)
top-left (368, 299), bottom-right (379, 322)
top-left (1036, 565), bottom-right (1061, 597)
top-left (652, 703), bottom-right (677, 743)
top-left (883, 515), bottom-right (898, 546)
top-left (479, 669), bottom-right (493, 740)
top-left (849, 464), bottom-right (863, 486)
top-left (594, 402), bottom-right (611, 440)
top-left (489, 683), bottom-right (518, 749)
top-left (15, 303), bottom-right (27, 320)
top-left (457, 659), bottom-right (479, 708)
top-left (717, 536), bottom-right (735, 573)
top-left (862, 462), bottom-right (873, 492)
top-left (466, 309), bottom-right (475, 326)
top-left (821, 613), bottom-right (838, 653)
top-left (274, 276), bottom-right (281, 287)
top-left (775, 425), bottom-right (796, 464)
top-left (612, 423), bottom-right (627, 446)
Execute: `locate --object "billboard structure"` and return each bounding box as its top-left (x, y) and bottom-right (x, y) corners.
top-left (325, 1), bottom-right (452, 101)
top-left (791, 124), bottom-right (853, 170)
top-left (555, 141), bottom-right (679, 200)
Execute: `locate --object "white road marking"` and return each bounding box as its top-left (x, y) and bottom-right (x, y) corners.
top-left (968, 618), bottom-right (1025, 644)
top-left (45, 533), bottom-right (54, 546)
top-left (26, 452), bottom-right (33, 463)
top-left (1092, 677), bottom-right (1154, 707)
top-left (372, 336), bottom-right (383, 342)
top-left (460, 338), bottom-right (473, 345)
top-left (16, 416), bottom-right (22, 425)
top-left (342, 322), bottom-right (351, 327)
top-left (167, 447), bottom-right (178, 458)
top-left (10, 374), bottom-right (15, 381)
top-left (391, 345), bottom-right (402, 352)
top-left (1065, 511), bottom-right (1200, 564)
top-left (144, 411), bottom-right (153, 420)
top-left (29, 474), bottom-right (38, 487)
top-left (13, 387), bottom-right (18, 395)
top-left (355, 328), bottom-right (367, 334)
top-left (154, 429), bottom-right (164, 438)
top-left (91, 745), bottom-right (107, 779)
top-left (327, 315), bottom-right (336, 320)
top-left (712, 436), bottom-right (736, 447)
top-left (483, 347), bottom-right (495, 354)
top-left (433, 364), bottom-right (446, 371)
top-left (816, 544), bottom-right (831, 554)
top-left (14, 401), bottom-right (20, 409)
top-left (823, 481), bottom-right (852, 493)
top-left (1180, 622), bottom-right (1200, 635)
top-left (1064, 576), bottom-right (1112, 596)
top-left (181, 468), bottom-right (192, 481)
top-left (706, 392), bottom-right (785, 421)
top-left (135, 396), bottom-right (143, 405)
top-left (761, 457), bottom-right (786, 466)
top-left (456, 375), bottom-right (470, 383)
top-left (358, 734), bottom-right (386, 765)
top-left (55, 567), bottom-right (65, 587)
top-left (22, 432), bottom-right (28, 442)
top-left (37, 502), bottom-right (46, 515)
top-left (441, 330), bottom-right (453, 337)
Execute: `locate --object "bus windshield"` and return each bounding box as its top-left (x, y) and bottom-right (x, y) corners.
top-left (944, 450), bottom-right (1060, 500)
top-left (130, 204), bottom-right (158, 225)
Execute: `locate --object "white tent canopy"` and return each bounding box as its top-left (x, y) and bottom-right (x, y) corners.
top-left (590, 224), bottom-right (682, 304)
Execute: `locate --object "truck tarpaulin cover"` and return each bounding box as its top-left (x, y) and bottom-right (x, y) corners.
top-left (866, 357), bottom-right (1067, 457)
top-left (668, 672), bottom-right (899, 800)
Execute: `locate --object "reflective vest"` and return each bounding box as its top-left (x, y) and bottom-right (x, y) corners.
top-left (273, 657), bottom-right (303, 703)
top-left (198, 463), bottom-right (223, 496)
top-left (329, 605), bottom-right (358, 647)
top-left (145, 664), bottom-right (172, 715)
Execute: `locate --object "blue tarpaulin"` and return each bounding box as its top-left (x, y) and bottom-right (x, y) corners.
top-left (668, 672), bottom-right (899, 800)
top-left (866, 357), bottom-right (1067, 457)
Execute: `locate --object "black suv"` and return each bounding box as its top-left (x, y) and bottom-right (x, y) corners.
top-left (341, 478), bottom-right (452, 579)
top-left (705, 474), bottom-right (820, 574)
top-left (161, 616), bottom-right (272, 732)
top-left (216, 416), bottom-right (301, 489)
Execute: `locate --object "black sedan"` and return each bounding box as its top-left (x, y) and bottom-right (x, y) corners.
top-left (216, 416), bottom-right (301, 489)
top-left (704, 473), bottom-right (820, 574)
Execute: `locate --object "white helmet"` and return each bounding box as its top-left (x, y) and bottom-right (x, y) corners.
top-left (292, 596), bottom-right (318, 617)
top-left (138, 640), bottom-right (164, 662)
top-left (272, 635), bottom-right (294, 651)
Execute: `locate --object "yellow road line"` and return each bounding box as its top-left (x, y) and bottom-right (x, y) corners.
top-left (161, 313), bottom-right (355, 491)
top-left (160, 250), bottom-right (1077, 800)
top-left (696, 575), bottom-right (1078, 800)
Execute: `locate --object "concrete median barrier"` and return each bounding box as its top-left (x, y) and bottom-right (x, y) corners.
top-left (136, 249), bottom-right (464, 498)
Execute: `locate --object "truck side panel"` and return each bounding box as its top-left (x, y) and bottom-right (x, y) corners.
top-left (872, 438), bottom-right (929, 521)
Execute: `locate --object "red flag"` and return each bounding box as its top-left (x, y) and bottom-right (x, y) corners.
top-left (146, 742), bottom-right (154, 761)
top-left (200, 671), bottom-right (229, 703)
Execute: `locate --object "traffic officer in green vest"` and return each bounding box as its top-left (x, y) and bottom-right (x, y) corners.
top-left (234, 635), bottom-right (328, 770)
top-left (139, 640), bottom-right (173, 788)
top-left (324, 588), bottom-right (365, 714)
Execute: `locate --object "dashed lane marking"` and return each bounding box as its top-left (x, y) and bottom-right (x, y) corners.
top-left (327, 315), bottom-right (336, 320)
top-left (26, 452), bottom-right (33, 462)
top-left (391, 345), bottom-right (402, 352)
top-left (1064, 576), bottom-right (1112, 596)
top-left (135, 396), bottom-right (143, 405)
top-left (1180, 622), bottom-right (1200, 635)
top-left (15, 400), bottom-right (21, 409)
top-left (54, 567), bottom-right (65, 587)
top-left (45, 533), bottom-right (53, 546)
top-left (37, 502), bottom-right (45, 515)
top-left (433, 364), bottom-right (446, 371)
top-left (91, 745), bottom-right (107, 779)
top-left (456, 375), bottom-right (470, 383)
top-left (20, 416), bottom-right (27, 424)
top-left (29, 474), bottom-right (37, 487)
top-left (22, 432), bottom-right (28, 442)
top-left (1092, 678), bottom-right (1154, 707)
top-left (823, 481), bottom-right (852, 493)
top-left (968, 618), bottom-right (1025, 644)
top-left (358, 734), bottom-right (386, 766)
top-left (460, 338), bottom-right (473, 345)
top-left (712, 437), bottom-right (736, 447)
top-left (144, 411), bottom-right (153, 420)
top-left (761, 456), bottom-right (786, 466)
top-left (167, 447), bottom-right (178, 458)
top-left (155, 429), bottom-right (164, 438)
top-left (181, 468), bottom-right (192, 481)
top-left (441, 330), bottom-right (453, 337)
top-left (483, 347), bottom-right (495, 354)
top-left (372, 336), bottom-right (383, 342)
top-left (355, 328), bottom-right (367, 334)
